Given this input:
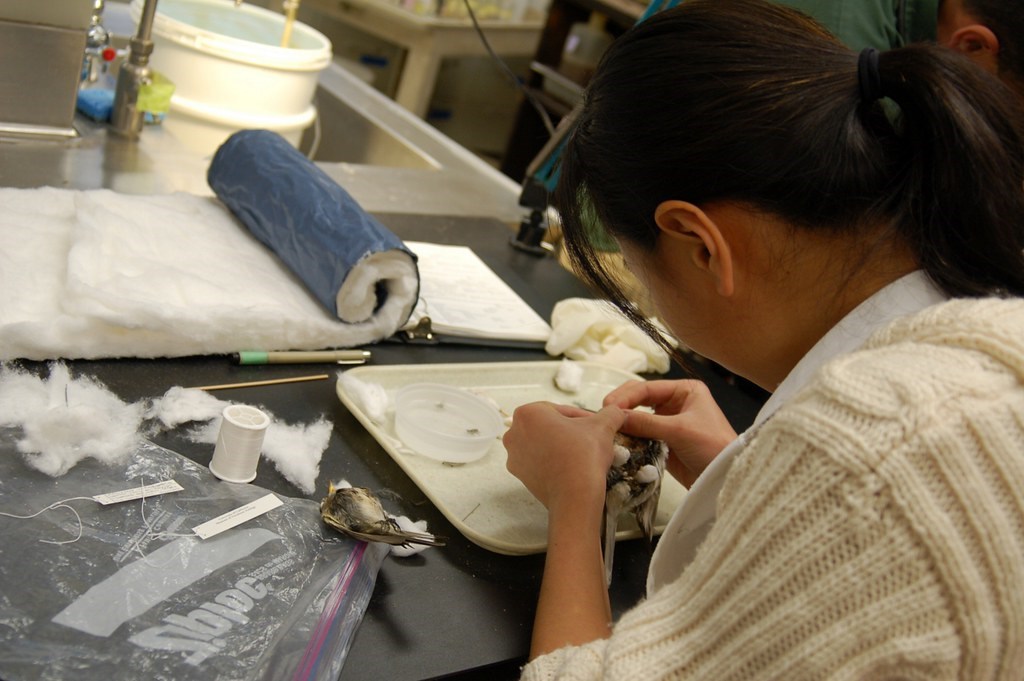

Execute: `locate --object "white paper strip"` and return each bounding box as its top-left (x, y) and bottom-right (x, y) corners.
top-left (92, 479), bottom-right (184, 505)
top-left (192, 493), bottom-right (283, 540)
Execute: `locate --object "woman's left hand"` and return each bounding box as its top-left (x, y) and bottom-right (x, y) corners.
top-left (503, 402), bottom-right (626, 517)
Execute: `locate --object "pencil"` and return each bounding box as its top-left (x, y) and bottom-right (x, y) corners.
top-left (233, 350), bottom-right (371, 365)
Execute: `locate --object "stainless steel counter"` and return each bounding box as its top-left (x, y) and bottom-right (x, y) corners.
top-left (0, 60), bottom-right (525, 225)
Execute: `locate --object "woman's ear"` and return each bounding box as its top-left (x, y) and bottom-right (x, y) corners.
top-left (654, 200), bottom-right (734, 297)
top-left (947, 24), bottom-right (1000, 75)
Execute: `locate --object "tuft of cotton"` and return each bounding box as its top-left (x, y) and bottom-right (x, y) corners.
top-left (147, 386), bottom-right (228, 428)
top-left (634, 463), bottom-right (660, 484)
top-left (338, 371), bottom-right (390, 424)
top-left (612, 444), bottom-right (631, 467)
top-left (261, 417), bottom-right (332, 495)
top-left (554, 358), bottom-right (584, 393)
top-left (0, 362), bottom-right (143, 476)
top-left (185, 418), bottom-right (221, 446)
top-left (0, 365), bottom-right (50, 424)
top-left (389, 515), bottom-right (434, 557)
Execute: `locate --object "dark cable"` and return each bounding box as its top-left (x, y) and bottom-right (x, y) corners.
top-left (460, 0), bottom-right (557, 137)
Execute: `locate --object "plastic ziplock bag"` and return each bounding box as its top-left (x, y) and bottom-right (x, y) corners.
top-left (0, 434), bottom-right (387, 681)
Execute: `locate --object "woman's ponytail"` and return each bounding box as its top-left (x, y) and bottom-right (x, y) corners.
top-left (873, 45), bottom-right (1024, 297)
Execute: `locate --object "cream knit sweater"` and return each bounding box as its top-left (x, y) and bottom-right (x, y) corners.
top-left (522, 298), bottom-right (1024, 680)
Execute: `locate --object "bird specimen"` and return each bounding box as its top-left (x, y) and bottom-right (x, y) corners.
top-left (320, 482), bottom-right (446, 548)
top-left (603, 432), bottom-right (668, 585)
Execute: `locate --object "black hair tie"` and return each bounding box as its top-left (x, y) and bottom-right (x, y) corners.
top-left (857, 47), bottom-right (883, 102)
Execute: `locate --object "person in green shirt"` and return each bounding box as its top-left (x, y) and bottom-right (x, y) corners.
top-left (777, 0), bottom-right (939, 50)
top-left (768, 1), bottom-right (1023, 100)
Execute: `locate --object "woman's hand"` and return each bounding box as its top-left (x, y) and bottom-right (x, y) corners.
top-left (503, 401), bottom-right (626, 658)
top-left (503, 402), bottom-right (626, 516)
top-left (604, 379), bottom-right (737, 488)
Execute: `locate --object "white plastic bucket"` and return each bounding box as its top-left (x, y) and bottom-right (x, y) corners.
top-left (130, 0), bottom-right (332, 153)
top-left (164, 94), bottom-right (317, 156)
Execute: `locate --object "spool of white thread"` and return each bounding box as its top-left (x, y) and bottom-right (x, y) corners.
top-left (209, 405), bottom-right (270, 483)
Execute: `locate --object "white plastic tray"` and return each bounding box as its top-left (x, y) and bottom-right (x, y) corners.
top-left (336, 361), bottom-right (687, 555)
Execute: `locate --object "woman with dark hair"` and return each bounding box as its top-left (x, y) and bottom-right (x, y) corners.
top-left (502, 0), bottom-right (1024, 678)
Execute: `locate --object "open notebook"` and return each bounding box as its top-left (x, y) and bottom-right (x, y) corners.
top-left (401, 241), bottom-right (553, 344)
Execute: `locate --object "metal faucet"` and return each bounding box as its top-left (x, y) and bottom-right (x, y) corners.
top-left (82, 0), bottom-right (111, 86)
top-left (110, 0), bottom-right (159, 137)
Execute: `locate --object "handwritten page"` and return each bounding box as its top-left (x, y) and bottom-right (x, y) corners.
top-left (404, 241), bottom-right (552, 342)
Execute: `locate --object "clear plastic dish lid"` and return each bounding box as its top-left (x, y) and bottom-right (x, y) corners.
top-left (394, 383), bottom-right (503, 464)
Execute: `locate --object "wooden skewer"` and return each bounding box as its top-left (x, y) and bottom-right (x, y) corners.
top-left (190, 374), bottom-right (330, 391)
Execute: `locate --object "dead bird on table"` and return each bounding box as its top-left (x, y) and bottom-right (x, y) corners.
top-left (320, 482), bottom-right (446, 548)
top-left (604, 432), bottom-right (669, 585)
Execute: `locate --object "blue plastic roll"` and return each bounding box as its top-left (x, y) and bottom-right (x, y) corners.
top-left (208, 130), bottom-right (419, 330)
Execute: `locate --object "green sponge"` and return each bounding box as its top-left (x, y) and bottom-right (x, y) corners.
top-left (138, 71), bottom-right (175, 117)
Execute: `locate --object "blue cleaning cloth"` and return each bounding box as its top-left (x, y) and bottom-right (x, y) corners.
top-left (207, 130), bottom-right (420, 329)
top-left (76, 89), bottom-right (115, 122)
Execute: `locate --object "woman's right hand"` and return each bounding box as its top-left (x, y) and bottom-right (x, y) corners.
top-left (603, 379), bottom-right (737, 487)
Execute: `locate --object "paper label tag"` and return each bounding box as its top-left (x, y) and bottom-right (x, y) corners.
top-left (93, 480), bottom-right (184, 506)
top-left (192, 493), bottom-right (283, 540)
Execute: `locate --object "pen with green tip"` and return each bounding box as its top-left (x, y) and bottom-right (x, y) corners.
top-left (233, 350), bottom-right (371, 365)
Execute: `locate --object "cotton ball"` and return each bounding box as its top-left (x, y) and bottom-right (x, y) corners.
top-left (389, 515), bottom-right (434, 557)
top-left (634, 464), bottom-right (660, 484)
top-left (611, 443), bottom-right (630, 468)
top-left (338, 372), bottom-right (389, 424)
top-left (554, 358), bottom-right (583, 393)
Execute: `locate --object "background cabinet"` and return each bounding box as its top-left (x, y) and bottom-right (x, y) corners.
top-left (499, 0), bottom-right (644, 183)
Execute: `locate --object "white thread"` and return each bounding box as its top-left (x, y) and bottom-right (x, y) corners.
top-left (128, 477), bottom-right (193, 568)
top-left (0, 496), bottom-right (93, 545)
top-left (209, 405), bottom-right (270, 484)
top-left (0, 477), bottom-right (191, 554)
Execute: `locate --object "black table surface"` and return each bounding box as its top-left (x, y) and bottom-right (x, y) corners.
top-left (10, 214), bottom-right (766, 681)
